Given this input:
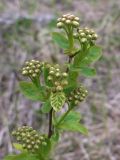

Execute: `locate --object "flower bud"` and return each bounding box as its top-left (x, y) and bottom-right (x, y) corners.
top-left (62, 72), bottom-right (68, 77)
top-left (72, 21), bottom-right (79, 27)
top-left (57, 22), bottom-right (64, 28)
top-left (48, 76), bottom-right (52, 80)
top-left (66, 19), bottom-right (71, 24)
top-left (81, 38), bottom-right (87, 43)
top-left (55, 73), bottom-right (60, 77)
top-left (74, 17), bottom-right (79, 21)
top-left (56, 86), bottom-right (63, 91)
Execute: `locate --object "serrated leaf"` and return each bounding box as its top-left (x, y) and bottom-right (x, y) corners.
top-left (80, 46), bottom-right (102, 66)
top-left (59, 122), bottom-right (88, 135)
top-left (80, 67), bottom-right (96, 77)
top-left (4, 153), bottom-right (38, 160)
top-left (19, 81), bottom-right (45, 101)
top-left (50, 92), bottom-right (66, 111)
top-left (69, 65), bottom-right (96, 77)
top-left (57, 111), bottom-right (88, 135)
top-left (41, 101), bottom-right (52, 113)
top-left (63, 111), bottom-right (81, 123)
top-left (52, 32), bottom-right (69, 49)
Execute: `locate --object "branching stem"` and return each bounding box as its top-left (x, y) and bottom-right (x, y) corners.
top-left (48, 108), bottom-right (53, 138)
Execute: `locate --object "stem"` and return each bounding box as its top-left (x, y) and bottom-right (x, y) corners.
top-left (48, 108), bottom-right (53, 138)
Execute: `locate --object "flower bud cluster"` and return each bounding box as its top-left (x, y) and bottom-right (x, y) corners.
top-left (74, 27), bottom-right (98, 44)
top-left (21, 60), bottom-right (44, 79)
top-left (68, 85), bottom-right (88, 105)
top-left (57, 13), bottom-right (80, 28)
top-left (12, 126), bottom-right (47, 153)
top-left (45, 63), bottom-right (68, 92)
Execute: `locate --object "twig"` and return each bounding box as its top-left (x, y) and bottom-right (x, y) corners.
top-left (48, 108), bottom-right (53, 138)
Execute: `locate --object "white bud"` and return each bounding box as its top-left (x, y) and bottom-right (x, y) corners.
top-left (62, 72), bottom-right (68, 77)
top-left (80, 32), bottom-right (86, 37)
top-left (22, 70), bottom-right (28, 75)
top-left (81, 38), bottom-right (87, 43)
top-left (61, 18), bottom-right (66, 22)
top-left (74, 17), bottom-right (79, 21)
top-left (72, 21), bottom-right (79, 27)
top-left (66, 19), bottom-right (71, 24)
top-left (57, 22), bottom-right (64, 28)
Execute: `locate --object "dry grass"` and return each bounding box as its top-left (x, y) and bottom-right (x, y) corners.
top-left (0, 0), bottom-right (120, 159)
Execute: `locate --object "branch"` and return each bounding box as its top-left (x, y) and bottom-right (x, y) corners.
top-left (48, 108), bottom-right (53, 138)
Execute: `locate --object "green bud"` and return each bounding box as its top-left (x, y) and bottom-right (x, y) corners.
top-left (56, 86), bottom-right (63, 91)
top-left (72, 21), bottom-right (79, 27)
top-left (92, 34), bottom-right (98, 40)
top-left (49, 71), bottom-right (54, 75)
top-left (73, 33), bottom-right (79, 38)
top-left (32, 73), bottom-right (37, 78)
top-left (80, 32), bottom-right (86, 37)
top-left (42, 142), bottom-right (47, 146)
top-left (57, 18), bottom-right (61, 22)
top-left (81, 38), bottom-right (87, 43)
top-left (74, 100), bottom-right (79, 105)
top-left (62, 72), bottom-right (68, 77)
top-left (66, 19), bottom-right (71, 24)
top-left (55, 73), bottom-right (60, 77)
top-left (36, 64), bottom-right (41, 68)
top-left (48, 76), bottom-right (52, 80)
top-left (74, 17), bottom-right (79, 21)
top-left (34, 145), bottom-right (39, 149)
top-left (88, 34), bottom-right (92, 39)
top-left (31, 60), bottom-right (36, 63)
top-left (29, 63), bottom-right (33, 66)
top-left (29, 70), bottom-right (33, 74)
top-left (55, 81), bottom-right (60, 86)
top-left (25, 61), bottom-right (29, 65)
top-left (35, 69), bottom-right (39, 73)
top-left (61, 18), bottom-right (66, 22)
top-left (27, 145), bottom-right (32, 149)
top-left (57, 22), bottom-right (64, 28)
top-left (62, 80), bottom-right (68, 86)
top-left (22, 70), bottom-right (28, 76)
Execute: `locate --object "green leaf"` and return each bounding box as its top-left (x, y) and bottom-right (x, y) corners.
top-left (69, 64), bottom-right (96, 77)
top-left (41, 101), bottom-right (52, 113)
top-left (13, 143), bottom-right (26, 152)
top-left (52, 32), bottom-right (69, 49)
top-left (63, 84), bottom-right (77, 95)
top-left (63, 111), bottom-right (81, 123)
top-left (19, 81), bottom-right (45, 101)
top-left (80, 46), bottom-right (102, 66)
top-left (80, 67), bottom-right (96, 77)
top-left (51, 132), bottom-right (59, 143)
top-left (4, 153), bottom-right (38, 160)
top-left (50, 92), bottom-right (66, 111)
top-left (59, 122), bottom-right (88, 135)
top-left (57, 111), bottom-right (88, 135)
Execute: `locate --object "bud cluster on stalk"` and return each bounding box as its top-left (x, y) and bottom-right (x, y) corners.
top-left (12, 126), bottom-right (47, 153)
top-left (68, 85), bottom-right (88, 105)
top-left (45, 63), bottom-right (68, 92)
top-left (22, 60), bottom-right (44, 79)
top-left (57, 13), bottom-right (80, 29)
top-left (74, 27), bottom-right (98, 44)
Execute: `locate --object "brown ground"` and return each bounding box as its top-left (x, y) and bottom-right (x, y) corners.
top-left (0, 0), bottom-right (120, 160)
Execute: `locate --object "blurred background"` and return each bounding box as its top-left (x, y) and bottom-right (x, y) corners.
top-left (0, 0), bottom-right (120, 160)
